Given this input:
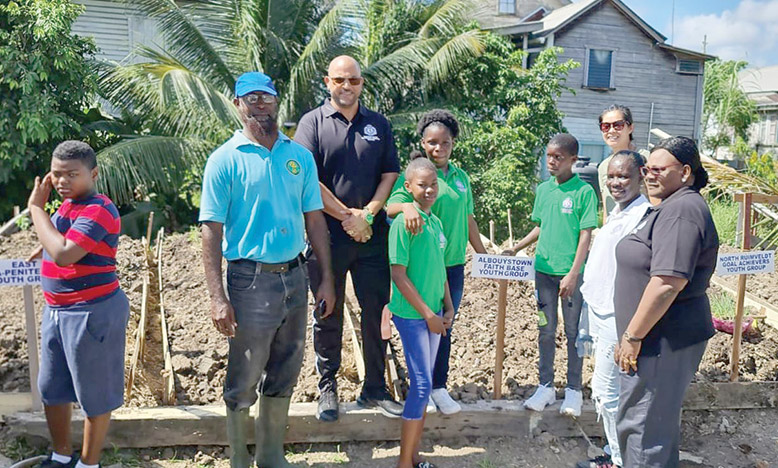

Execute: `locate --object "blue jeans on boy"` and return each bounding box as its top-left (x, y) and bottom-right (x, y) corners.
top-left (222, 259), bottom-right (309, 411)
top-left (393, 313), bottom-right (442, 420)
top-left (432, 264), bottom-right (464, 389)
top-left (589, 304), bottom-right (622, 466)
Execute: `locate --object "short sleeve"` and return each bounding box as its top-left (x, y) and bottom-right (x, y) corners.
top-left (293, 113), bottom-right (318, 156)
top-left (380, 120), bottom-right (400, 174)
top-left (388, 214), bottom-right (411, 266)
top-left (301, 149), bottom-right (324, 213)
top-left (578, 185), bottom-right (599, 229)
top-left (199, 152), bottom-right (231, 224)
top-left (650, 215), bottom-right (703, 279)
top-left (65, 204), bottom-right (117, 252)
top-left (530, 185), bottom-right (544, 224)
top-left (386, 176), bottom-right (412, 206)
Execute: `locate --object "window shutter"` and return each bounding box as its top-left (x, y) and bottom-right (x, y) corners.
top-left (587, 49), bottom-right (613, 88)
top-left (677, 59), bottom-right (703, 74)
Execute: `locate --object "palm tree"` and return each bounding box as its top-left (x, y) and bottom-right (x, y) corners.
top-left (94, 0), bottom-right (486, 205)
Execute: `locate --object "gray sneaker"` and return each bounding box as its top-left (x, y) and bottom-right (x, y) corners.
top-left (316, 389), bottom-right (339, 422)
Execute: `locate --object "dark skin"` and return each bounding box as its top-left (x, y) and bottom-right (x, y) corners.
top-left (202, 92), bottom-right (336, 334)
top-left (503, 144), bottom-right (592, 298)
top-left (614, 149), bottom-right (693, 372)
top-left (27, 157), bottom-right (112, 465)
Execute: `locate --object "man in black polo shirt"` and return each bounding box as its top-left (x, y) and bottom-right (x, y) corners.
top-left (295, 55), bottom-right (402, 421)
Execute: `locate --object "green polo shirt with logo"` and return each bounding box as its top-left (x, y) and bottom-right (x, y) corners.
top-left (387, 162), bottom-right (473, 267)
top-left (388, 207), bottom-right (447, 319)
top-left (531, 174), bottom-right (598, 275)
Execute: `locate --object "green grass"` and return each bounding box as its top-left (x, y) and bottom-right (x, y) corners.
top-left (477, 458), bottom-right (499, 468)
top-left (1, 437), bottom-right (45, 461)
top-left (709, 197), bottom-right (739, 247)
top-left (710, 291), bottom-right (736, 320)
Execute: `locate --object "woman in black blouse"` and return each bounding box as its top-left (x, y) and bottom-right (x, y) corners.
top-left (614, 136), bottom-right (719, 467)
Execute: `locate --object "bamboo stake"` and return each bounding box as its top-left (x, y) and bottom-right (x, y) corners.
top-left (157, 228), bottom-right (175, 405)
top-left (730, 193), bottom-right (752, 381)
top-left (489, 220), bottom-right (495, 246)
top-left (126, 275), bottom-right (149, 399)
top-left (494, 279), bottom-right (508, 399)
top-left (507, 209), bottom-right (513, 246)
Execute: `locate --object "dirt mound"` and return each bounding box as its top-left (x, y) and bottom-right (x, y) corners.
top-left (1, 229), bottom-right (777, 406)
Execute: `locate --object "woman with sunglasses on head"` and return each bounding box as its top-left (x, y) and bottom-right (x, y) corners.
top-left (597, 105), bottom-right (638, 219)
top-left (577, 151), bottom-right (651, 468)
top-left (614, 136), bottom-right (719, 467)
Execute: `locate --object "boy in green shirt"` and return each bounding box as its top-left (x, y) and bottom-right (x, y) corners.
top-left (388, 157), bottom-right (454, 468)
top-left (504, 133), bottom-right (597, 417)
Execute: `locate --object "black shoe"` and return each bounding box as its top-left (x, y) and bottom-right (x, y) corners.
top-left (316, 389), bottom-right (339, 422)
top-left (39, 453), bottom-right (78, 468)
top-left (356, 391), bottom-right (403, 418)
top-left (415, 462), bottom-right (437, 468)
top-left (576, 454), bottom-right (618, 468)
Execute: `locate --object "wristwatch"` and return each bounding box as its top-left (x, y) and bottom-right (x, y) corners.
top-left (623, 331), bottom-right (643, 343)
top-left (362, 207), bottom-right (374, 225)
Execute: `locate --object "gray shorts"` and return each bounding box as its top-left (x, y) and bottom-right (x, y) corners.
top-left (38, 290), bottom-right (130, 417)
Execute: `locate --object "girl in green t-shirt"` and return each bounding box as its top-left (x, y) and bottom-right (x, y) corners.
top-left (386, 109), bottom-right (488, 415)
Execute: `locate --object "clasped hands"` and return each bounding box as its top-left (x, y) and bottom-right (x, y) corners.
top-left (341, 207), bottom-right (372, 243)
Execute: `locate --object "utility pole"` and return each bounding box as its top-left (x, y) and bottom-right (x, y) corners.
top-left (703, 34), bottom-right (708, 53)
top-left (671, 0), bottom-right (676, 43)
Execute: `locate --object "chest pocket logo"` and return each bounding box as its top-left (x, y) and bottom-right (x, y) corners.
top-left (361, 124), bottom-right (381, 142)
top-left (286, 160), bottom-right (301, 175)
top-left (455, 180), bottom-right (466, 192)
top-left (439, 231), bottom-right (447, 249)
top-left (562, 197), bottom-right (574, 214)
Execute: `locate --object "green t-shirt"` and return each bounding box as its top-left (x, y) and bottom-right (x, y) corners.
top-left (387, 162), bottom-right (474, 267)
top-left (388, 208), bottom-right (448, 319)
top-left (531, 174), bottom-right (598, 275)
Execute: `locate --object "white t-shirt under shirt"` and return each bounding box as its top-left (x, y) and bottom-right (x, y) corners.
top-left (581, 195), bottom-right (652, 317)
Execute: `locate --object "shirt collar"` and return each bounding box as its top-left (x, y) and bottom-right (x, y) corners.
top-left (610, 194), bottom-right (649, 218)
top-left (232, 129), bottom-right (290, 150)
top-left (552, 173), bottom-right (580, 188)
top-left (323, 98), bottom-right (368, 118)
top-left (656, 186), bottom-right (696, 208)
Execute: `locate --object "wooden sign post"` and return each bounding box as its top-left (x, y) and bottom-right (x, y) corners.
top-left (0, 259), bottom-right (42, 410)
top-left (727, 193), bottom-right (778, 381)
top-left (471, 253), bottom-right (535, 398)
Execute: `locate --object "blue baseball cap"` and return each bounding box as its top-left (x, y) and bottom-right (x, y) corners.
top-left (235, 72), bottom-right (278, 98)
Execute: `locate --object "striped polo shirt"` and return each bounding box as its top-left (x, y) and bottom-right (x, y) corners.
top-left (41, 193), bottom-right (121, 308)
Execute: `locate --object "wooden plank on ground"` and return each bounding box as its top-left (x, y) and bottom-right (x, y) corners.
top-left (9, 382), bottom-right (778, 448)
top-left (385, 341), bottom-right (403, 400)
top-left (126, 275), bottom-right (149, 399)
top-left (0, 392), bottom-right (32, 417)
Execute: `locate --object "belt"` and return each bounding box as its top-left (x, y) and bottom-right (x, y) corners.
top-left (230, 254), bottom-right (305, 274)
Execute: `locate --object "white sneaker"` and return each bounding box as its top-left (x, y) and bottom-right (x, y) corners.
top-left (560, 388), bottom-right (583, 417)
top-left (431, 388), bottom-right (462, 415)
top-left (426, 398), bottom-right (437, 414)
top-left (523, 384), bottom-right (556, 412)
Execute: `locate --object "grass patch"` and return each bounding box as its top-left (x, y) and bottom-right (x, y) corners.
top-left (709, 196), bottom-right (739, 247)
top-left (1, 437), bottom-right (45, 461)
top-left (477, 458), bottom-right (499, 468)
top-left (710, 291), bottom-right (736, 320)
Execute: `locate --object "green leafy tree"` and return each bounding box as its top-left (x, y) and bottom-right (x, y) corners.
top-left (0, 0), bottom-right (97, 218)
top-left (96, 0), bottom-right (487, 206)
top-left (702, 59), bottom-right (758, 155)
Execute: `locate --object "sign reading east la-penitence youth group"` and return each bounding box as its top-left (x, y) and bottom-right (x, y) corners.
top-left (716, 251), bottom-right (775, 277)
top-left (471, 254), bottom-right (535, 281)
top-left (0, 259), bottom-right (41, 286)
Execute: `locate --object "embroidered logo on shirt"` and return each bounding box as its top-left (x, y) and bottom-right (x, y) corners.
top-left (455, 180), bottom-right (466, 192)
top-left (361, 124), bottom-right (381, 141)
top-left (562, 197), bottom-right (574, 214)
top-left (286, 160), bottom-right (301, 175)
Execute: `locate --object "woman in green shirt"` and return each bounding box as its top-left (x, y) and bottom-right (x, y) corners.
top-left (386, 109), bottom-right (488, 415)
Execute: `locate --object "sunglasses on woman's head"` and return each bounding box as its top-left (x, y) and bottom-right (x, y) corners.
top-left (328, 76), bottom-right (363, 86)
top-left (600, 120), bottom-right (627, 132)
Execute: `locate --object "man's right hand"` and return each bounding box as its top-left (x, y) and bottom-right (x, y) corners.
top-left (210, 297), bottom-right (237, 337)
top-left (501, 247), bottom-right (517, 256)
top-left (342, 211), bottom-right (372, 243)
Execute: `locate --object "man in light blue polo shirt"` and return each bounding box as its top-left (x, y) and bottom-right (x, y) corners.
top-left (200, 72), bottom-right (335, 468)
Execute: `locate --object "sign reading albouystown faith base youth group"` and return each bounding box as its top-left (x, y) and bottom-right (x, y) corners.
top-left (471, 254), bottom-right (535, 281)
top-left (716, 251), bottom-right (775, 277)
top-left (0, 259), bottom-right (41, 286)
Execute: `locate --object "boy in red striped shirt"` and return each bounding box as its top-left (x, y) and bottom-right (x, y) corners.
top-left (28, 141), bottom-right (129, 468)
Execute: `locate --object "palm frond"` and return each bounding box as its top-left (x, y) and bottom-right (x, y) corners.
top-left (424, 28), bottom-right (486, 88)
top-left (97, 136), bottom-right (212, 205)
top-left (418, 0), bottom-right (473, 38)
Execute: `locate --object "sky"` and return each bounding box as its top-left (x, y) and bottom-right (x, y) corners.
top-left (573, 0), bottom-right (778, 68)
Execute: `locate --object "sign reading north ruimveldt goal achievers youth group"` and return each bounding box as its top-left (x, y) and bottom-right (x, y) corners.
top-left (716, 251), bottom-right (775, 277)
top-left (471, 254), bottom-right (535, 281)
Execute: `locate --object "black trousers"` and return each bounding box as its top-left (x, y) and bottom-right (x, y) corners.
top-left (307, 240), bottom-right (391, 398)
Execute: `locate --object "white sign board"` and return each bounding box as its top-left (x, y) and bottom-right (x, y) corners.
top-left (0, 259), bottom-right (41, 286)
top-left (471, 254), bottom-right (535, 281)
top-left (716, 251), bottom-right (775, 276)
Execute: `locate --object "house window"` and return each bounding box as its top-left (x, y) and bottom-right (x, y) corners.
top-left (498, 0), bottom-right (515, 14)
top-left (584, 48), bottom-right (615, 89)
top-left (677, 59), bottom-right (703, 75)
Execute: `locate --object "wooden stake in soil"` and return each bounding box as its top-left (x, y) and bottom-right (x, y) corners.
top-left (489, 220), bottom-right (495, 246)
top-left (730, 193), bottom-right (752, 382)
top-left (507, 209), bottom-right (513, 246)
top-left (156, 228), bottom-right (176, 405)
top-left (126, 275), bottom-right (149, 399)
top-left (23, 285), bottom-right (42, 411)
top-left (494, 279), bottom-right (508, 399)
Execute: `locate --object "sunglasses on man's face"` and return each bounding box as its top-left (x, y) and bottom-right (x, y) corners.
top-left (243, 93), bottom-right (276, 105)
top-left (600, 120), bottom-right (627, 132)
top-left (328, 76), bottom-right (363, 86)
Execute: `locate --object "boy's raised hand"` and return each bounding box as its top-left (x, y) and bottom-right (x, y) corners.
top-left (27, 245), bottom-right (44, 262)
top-left (425, 314), bottom-right (447, 336)
top-left (28, 173), bottom-right (53, 209)
top-left (401, 203), bottom-right (425, 235)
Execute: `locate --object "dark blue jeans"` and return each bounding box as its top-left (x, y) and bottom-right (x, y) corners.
top-left (432, 264), bottom-right (464, 390)
top-left (222, 260), bottom-right (309, 411)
